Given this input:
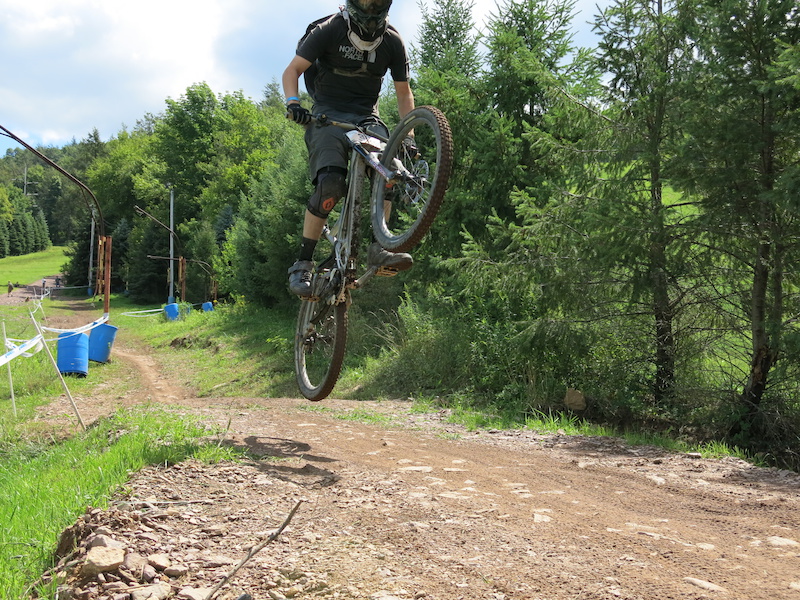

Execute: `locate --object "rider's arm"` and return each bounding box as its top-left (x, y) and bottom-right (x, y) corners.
top-left (282, 55), bottom-right (313, 104)
top-left (394, 80), bottom-right (415, 118)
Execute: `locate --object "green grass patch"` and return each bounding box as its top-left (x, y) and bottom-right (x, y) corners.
top-left (0, 247), bottom-right (68, 287)
top-left (109, 296), bottom-right (298, 399)
top-left (0, 407), bottom-right (236, 600)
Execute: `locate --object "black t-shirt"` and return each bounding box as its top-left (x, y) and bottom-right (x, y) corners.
top-left (297, 13), bottom-right (409, 115)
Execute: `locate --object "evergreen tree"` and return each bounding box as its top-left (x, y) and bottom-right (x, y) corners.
top-left (126, 220), bottom-right (170, 304)
top-left (0, 219), bottom-right (8, 258)
top-left (219, 109), bottom-right (309, 308)
top-left (179, 218), bottom-right (218, 303)
top-left (584, 0), bottom-right (694, 404)
top-left (672, 0), bottom-right (800, 434)
top-left (110, 218), bottom-right (132, 292)
top-left (214, 204), bottom-right (235, 247)
top-left (411, 0), bottom-right (486, 259)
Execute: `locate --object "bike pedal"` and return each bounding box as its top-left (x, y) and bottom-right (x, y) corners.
top-left (375, 266), bottom-right (399, 277)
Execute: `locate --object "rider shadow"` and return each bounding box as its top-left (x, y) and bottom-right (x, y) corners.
top-left (224, 434), bottom-right (341, 488)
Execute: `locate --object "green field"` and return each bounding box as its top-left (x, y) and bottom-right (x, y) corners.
top-left (0, 247), bottom-right (68, 287)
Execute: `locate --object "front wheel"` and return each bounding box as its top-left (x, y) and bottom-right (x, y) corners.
top-left (294, 298), bottom-right (348, 401)
top-left (371, 106), bottom-right (454, 252)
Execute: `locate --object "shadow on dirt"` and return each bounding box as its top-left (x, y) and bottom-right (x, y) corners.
top-left (223, 434), bottom-right (341, 488)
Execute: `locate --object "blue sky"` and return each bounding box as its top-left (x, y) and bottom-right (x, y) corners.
top-left (0, 0), bottom-right (608, 156)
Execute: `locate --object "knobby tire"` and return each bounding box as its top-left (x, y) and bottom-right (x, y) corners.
top-left (371, 105), bottom-right (454, 252)
top-left (294, 298), bottom-right (348, 401)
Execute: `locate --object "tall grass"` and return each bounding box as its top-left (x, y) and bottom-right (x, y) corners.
top-left (55, 293), bottom-right (767, 471)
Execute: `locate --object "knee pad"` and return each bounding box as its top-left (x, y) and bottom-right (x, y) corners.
top-left (308, 170), bottom-right (347, 218)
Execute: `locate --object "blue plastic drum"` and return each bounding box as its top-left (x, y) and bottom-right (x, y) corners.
top-left (164, 303), bottom-right (180, 321)
top-left (89, 323), bottom-right (118, 363)
top-left (57, 332), bottom-right (89, 377)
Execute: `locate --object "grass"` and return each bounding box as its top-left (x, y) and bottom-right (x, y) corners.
top-left (0, 247), bottom-right (68, 287)
top-left (0, 408), bottom-right (237, 600)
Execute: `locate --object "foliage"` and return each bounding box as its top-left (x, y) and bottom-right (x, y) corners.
top-left (0, 185), bottom-right (51, 257)
top-left (1, 0), bottom-right (800, 467)
top-left (217, 108), bottom-right (309, 308)
top-left (670, 0), bottom-right (800, 433)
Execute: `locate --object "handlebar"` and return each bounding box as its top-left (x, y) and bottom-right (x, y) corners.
top-left (286, 111), bottom-right (389, 143)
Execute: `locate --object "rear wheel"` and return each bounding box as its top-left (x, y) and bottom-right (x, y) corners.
top-left (294, 298), bottom-right (348, 401)
top-left (371, 106), bottom-right (454, 252)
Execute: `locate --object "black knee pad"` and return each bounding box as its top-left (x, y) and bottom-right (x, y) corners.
top-left (308, 170), bottom-right (347, 218)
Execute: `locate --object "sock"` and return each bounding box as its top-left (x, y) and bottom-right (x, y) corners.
top-left (299, 237), bottom-right (317, 262)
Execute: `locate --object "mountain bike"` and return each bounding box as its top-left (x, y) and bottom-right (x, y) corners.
top-left (294, 105), bottom-right (453, 401)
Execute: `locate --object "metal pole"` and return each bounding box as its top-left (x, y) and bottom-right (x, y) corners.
top-left (103, 236), bottom-right (112, 316)
top-left (2, 322), bottom-right (17, 418)
top-left (88, 216), bottom-right (95, 296)
top-left (169, 186), bottom-right (175, 303)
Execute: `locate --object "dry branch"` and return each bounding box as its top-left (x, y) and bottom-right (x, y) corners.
top-left (204, 500), bottom-right (304, 600)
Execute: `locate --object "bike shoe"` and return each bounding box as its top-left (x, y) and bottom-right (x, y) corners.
top-left (367, 242), bottom-right (413, 276)
top-left (288, 260), bottom-right (314, 297)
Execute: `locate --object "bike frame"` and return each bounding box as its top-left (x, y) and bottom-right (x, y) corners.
top-left (311, 120), bottom-right (394, 306)
top-left (294, 105), bottom-right (453, 402)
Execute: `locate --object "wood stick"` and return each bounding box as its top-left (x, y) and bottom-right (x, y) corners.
top-left (204, 500), bottom-right (303, 600)
top-left (30, 314), bottom-right (86, 430)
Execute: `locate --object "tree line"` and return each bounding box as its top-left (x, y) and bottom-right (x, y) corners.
top-left (1, 0), bottom-right (799, 466)
top-left (0, 177), bottom-right (51, 258)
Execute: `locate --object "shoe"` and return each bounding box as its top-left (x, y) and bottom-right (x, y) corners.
top-left (367, 242), bottom-right (413, 275)
top-left (288, 260), bottom-right (314, 297)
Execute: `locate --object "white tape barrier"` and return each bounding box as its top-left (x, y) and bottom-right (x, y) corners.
top-left (0, 334), bottom-right (45, 368)
top-left (120, 308), bottom-right (164, 317)
top-left (2, 314), bottom-right (110, 370)
top-left (40, 315), bottom-right (109, 336)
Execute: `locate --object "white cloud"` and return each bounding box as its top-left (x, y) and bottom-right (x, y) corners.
top-left (0, 0), bottom-right (607, 155)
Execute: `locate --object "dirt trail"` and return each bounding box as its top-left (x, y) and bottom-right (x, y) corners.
top-left (30, 307), bottom-right (800, 600)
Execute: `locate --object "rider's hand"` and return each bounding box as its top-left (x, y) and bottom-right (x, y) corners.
top-left (286, 103), bottom-right (312, 125)
top-left (402, 135), bottom-right (419, 158)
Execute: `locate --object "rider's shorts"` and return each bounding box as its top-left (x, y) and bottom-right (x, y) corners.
top-left (305, 105), bottom-right (389, 183)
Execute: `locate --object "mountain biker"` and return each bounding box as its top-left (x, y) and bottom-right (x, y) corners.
top-left (282, 0), bottom-right (415, 297)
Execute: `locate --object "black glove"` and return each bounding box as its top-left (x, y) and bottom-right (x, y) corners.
top-left (286, 103), bottom-right (312, 125)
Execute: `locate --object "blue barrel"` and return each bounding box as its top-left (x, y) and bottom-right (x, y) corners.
top-left (89, 323), bottom-right (118, 363)
top-left (202, 301), bottom-right (214, 312)
top-left (164, 303), bottom-right (180, 321)
top-left (57, 332), bottom-right (89, 377)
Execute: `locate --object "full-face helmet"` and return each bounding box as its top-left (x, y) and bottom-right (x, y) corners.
top-left (346, 0), bottom-right (393, 42)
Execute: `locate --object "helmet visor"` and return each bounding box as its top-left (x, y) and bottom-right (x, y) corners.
top-left (349, 0), bottom-right (392, 38)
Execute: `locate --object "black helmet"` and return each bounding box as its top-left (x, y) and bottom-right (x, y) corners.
top-left (346, 0), bottom-right (392, 42)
